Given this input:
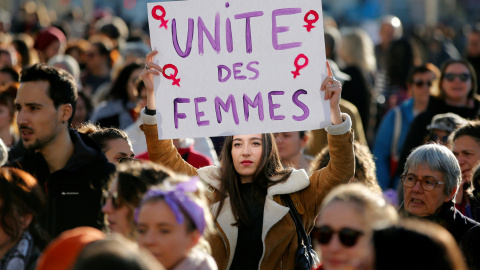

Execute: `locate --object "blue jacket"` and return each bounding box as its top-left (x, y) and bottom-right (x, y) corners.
top-left (374, 99), bottom-right (415, 190)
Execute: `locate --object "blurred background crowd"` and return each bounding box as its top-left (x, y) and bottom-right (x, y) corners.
top-left (0, 0), bottom-right (480, 269)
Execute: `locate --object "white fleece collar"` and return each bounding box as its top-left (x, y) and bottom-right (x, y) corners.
top-left (198, 166), bottom-right (310, 196)
top-left (198, 166), bottom-right (310, 269)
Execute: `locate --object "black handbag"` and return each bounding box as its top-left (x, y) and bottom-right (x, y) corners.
top-left (281, 194), bottom-right (320, 270)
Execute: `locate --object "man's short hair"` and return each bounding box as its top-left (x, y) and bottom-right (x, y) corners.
top-left (406, 64), bottom-right (434, 85)
top-left (19, 64), bottom-right (77, 124)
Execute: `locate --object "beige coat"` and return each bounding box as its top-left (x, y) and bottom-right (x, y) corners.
top-left (140, 111), bottom-right (355, 270)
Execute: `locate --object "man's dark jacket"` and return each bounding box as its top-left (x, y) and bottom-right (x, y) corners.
top-left (6, 129), bottom-right (115, 237)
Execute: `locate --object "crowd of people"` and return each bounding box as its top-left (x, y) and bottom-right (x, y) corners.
top-left (1, 1), bottom-right (480, 270)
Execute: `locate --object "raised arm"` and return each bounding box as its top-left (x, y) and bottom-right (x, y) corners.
top-left (302, 61), bottom-right (355, 214)
top-left (140, 51), bottom-right (198, 177)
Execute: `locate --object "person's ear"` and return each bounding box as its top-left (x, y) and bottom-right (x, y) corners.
top-left (300, 133), bottom-right (309, 148)
top-left (20, 213), bottom-right (33, 230)
top-left (406, 84), bottom-right (413, 98)
top-left (187, 230), bottom-right (201, 250)
top-left (445, 186), bottom-right (458, 202)
top-left (59, 103), bottom-right (73, 124)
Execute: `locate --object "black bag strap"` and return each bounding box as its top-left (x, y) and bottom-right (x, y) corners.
top-left (281, 194), bottom-right (311, 247)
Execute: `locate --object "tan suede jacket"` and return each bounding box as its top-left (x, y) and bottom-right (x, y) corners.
top-left (140, 112), bottom-right (355, 270)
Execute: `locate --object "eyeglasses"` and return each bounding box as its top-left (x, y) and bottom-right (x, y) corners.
top-left (400, 174), bottom-right (445, 191)
top-left (444, 73), bottom-right (470, 82)
top-left (413, 80), bottom-right (433, 87)
top-left (101, 190), bottom-right (121, 208)
top-left (117, 156), bottom-right (140, 164)
top-left (317, 225), bottom-right (364, 247)
top-left (429, 132), bottom-right (449, 143)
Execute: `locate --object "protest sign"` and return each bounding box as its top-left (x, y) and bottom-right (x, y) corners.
top-left (147, 0), bottom-right (328, 139)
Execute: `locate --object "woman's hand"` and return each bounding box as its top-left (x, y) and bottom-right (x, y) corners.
top-left (321, 61), bottom-right (343, 125)
top-left (141, 51), bottom-right (162, 110)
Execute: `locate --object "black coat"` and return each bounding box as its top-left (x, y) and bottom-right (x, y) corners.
top-left (6, 129), bottom-right (116, 237)
top-left (341, 65), bottom-right (373, 132)
top-left (401, 201), bottom-right (479, 244)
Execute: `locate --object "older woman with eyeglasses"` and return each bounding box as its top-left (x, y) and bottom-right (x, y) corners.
top-left (400, 143), bottom-right (479, 244)
top-left (314, 183), bottom-right (397, 270)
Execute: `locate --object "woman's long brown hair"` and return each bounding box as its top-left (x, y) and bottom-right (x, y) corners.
top-left (214, 133), bottom-right (292, 227)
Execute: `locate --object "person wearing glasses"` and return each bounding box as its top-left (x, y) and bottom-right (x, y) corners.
top-left (399, 143), bottom-right (480, 245)
top-left (76, 122), bottom-right (137, 164)
top-left (451, 120), bottom-right (480, 221)
top-left (140, 51), bottom-right (354, 270)
top-left (314, 183), bottom-right (397, 270)
top-left (395, 59), bottom-right (480, 186)
top-left (374, 64), bottom-right (439, 191)
top-left (101, 162), bottom-right (173, 240)
top-left (425, 113), bottom-right (467, 146)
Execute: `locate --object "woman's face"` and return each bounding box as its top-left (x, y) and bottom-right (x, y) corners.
top-left (137, 200), bottom-right (198, 269)
top-left (452, 135), bottom-right (480, 183)
top-left (0, 104), bottom-right (12, 131)
top-left (274, 132), bottom-right (307, 163)
top-left (403, 166), bottom-right (452, 217)
top-left (441, 63), bottom-right (472, 104)
top-left (231, 134), bottom-right (263, 183)
top-left (317, 201), bottom-right (374, 270)
top-left (104, 138), bottom-right (135, 164)
top-left (127, 68), bottom-right (143, 102)
top-left (72, 96), bottom-right (87, 128)
top-left (101, 179), bottom-right (132, 237)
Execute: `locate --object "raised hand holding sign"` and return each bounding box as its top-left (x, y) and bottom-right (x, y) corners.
top-left (147, 0), bottom-right (329, 139)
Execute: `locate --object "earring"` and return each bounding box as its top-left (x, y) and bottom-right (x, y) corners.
top-left (62, 120), bottom-right (65, 124)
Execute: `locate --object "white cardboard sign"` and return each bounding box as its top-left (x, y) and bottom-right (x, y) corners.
top-left (147, 0), bottom-right (328, 139)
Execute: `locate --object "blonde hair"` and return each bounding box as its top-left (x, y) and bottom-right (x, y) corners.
top-left (321, 183), bottom-right (398, 230)
top-left (340, 28), bottom-right (376, 74)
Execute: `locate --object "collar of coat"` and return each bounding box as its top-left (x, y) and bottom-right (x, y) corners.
top-left (197, 166), bottom-right (310, 269)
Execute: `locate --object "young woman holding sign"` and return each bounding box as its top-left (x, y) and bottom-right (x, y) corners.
top-left (140, 51), bottom-right (354, 270)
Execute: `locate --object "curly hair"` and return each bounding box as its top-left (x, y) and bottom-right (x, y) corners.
top-left (310, 142), bottom-right (381, 194)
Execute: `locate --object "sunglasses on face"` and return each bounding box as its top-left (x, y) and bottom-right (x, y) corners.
top-left (101, 190), bottom-right (121, 208)
top-left (444, 73), bottom-right (470, 82)
top-left (317, 225), bottom-right (364, 247)
top-left (430, 133), bottom-right (449, 143)
top-left (413, 80), bottom-right (433, 87)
